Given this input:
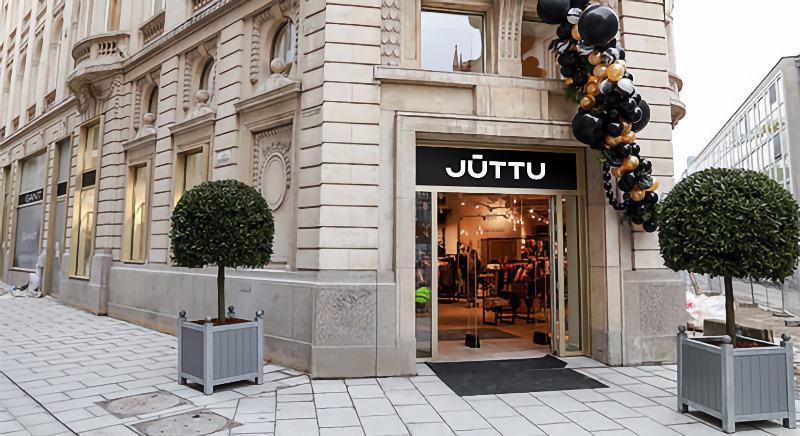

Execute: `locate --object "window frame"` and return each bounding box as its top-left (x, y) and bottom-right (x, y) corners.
top-left (271, 21), bottom-right (296, 67)
top-left (122, 159), bottom-right (152, 264)
top-left (69, 117), bottom-right (104, 279)
top-left (10, 152), bottom-right (47, 272)
top-left (199, 58), bottom-right (216, 96)
top-left (420, 8), bottom-right (488, 75)
top-left (173, 144), bottom-right (209, 207)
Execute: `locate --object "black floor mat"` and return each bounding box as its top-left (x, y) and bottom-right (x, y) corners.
top-left (427, 356), bottom-right (607, 396)
top-left (438, 329), bottom-right (521, 341)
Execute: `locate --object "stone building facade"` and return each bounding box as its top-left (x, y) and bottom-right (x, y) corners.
top-left (0, 0), bottom-right (686, 378)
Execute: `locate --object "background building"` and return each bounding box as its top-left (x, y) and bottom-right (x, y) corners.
top-left (688, 56), bottom-right (800, 315)
top-left (0, 0), bottom-right (685, 377)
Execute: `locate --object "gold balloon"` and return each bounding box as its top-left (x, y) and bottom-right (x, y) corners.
top-left (621, 156), bottom-right (640, 171)
top-left (605, 135), bottom-right (622, 147)
top-left (645, 179), bottom-right (660, 192)
top-left (565, 77), bottom-right (574, 85)
top-left (616, 60), bottom-right (627, 69)
top-left (630, 187), bottom-right (645, 202)
top-left (610, 167), bottom-right (621, 178)
top-left (622, 122), bottom-right (632, 135)
top-left (572, 25), bottom-right (581, 41)
top-left (585, 81), bottom-right (600, 96)
top-left (607, 62), bottom-right (626, 82)
top-left (580, 95), bottom-right (596, 110)
top-left (588, 51), bottom-right (603, 66)
top-left (622, 131), bottom-right (636, 144)
top-left (593, 65), bottom-right (608, 79)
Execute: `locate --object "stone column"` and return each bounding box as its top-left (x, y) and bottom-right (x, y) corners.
top-left (494, 0), bottom-right (524, 76)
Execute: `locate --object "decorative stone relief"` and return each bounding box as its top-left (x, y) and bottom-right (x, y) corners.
top-left (187, 90), bottom-right (215, 119)
top-left (255, 58), bottom-right (295, 95)
top-left (250, 9), bottom-right (274, 85)
top-left (381, 0), bottom-right (400, 66)
top-left (278, 0), bottom-right (299, 23)
top-left (254, 124), bottom-right (292, 210)
top-left (183, 49), bottom-right (200, 111)
top-left (497, 0), bottom-right (524, 63)
top-left (314, 287), bottom-right (377, 347)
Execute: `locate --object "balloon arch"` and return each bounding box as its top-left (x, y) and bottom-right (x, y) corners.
top-left (539, 0), bottom-right (660, 232)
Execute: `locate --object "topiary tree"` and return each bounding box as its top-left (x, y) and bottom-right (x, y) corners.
top-left (170, 180), bottom-right (275, 323)
top-left (659, 168), bottom-right (800, 343)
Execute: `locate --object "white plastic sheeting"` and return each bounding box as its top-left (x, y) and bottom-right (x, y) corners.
top-left (686, 290), bottom-right (727, 328)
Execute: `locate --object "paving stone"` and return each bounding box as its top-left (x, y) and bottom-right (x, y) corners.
top-left (407, 422), bottom-right (454, 436)
top-left (590, 430), bottom-right (638, 435)
top-left (632, 405), bottom-right (698, 425)
top-left (538, 422), bottom-right (592, 435)
top-left (486, 416), bottom-right (544, 435)
top-left (229, 422), bottom-right (275, 434)
top-left (668, 422), bottom-right (727, 435)
top-left (468, 398), bottom-right (518, 418)
top-left (315, 393), bottom-right (353, 409)
top-left (414, 381), bottom-right (454, 396)
top-left (320, 427), bottom-right (366, 436)
top-left (236, 397), bottom-right (276, 414)
top-left (349, 385), bottom-right (386, 399)
top-left (602, 391), bottom-right (659, 408)
top-left (345, 379), bottom-right (379, 386)
top-left (22, 421), bottom-right (71, 435)
top-left (455, 430), bottom-right (501, 435)
top-left (275, 418), bottom-right (320, 436)
top-left (531, 393), bottom-right (590, 413)
top-left (354, 398), bottom-right (396, 417)
top-left (73, 424), bottom-right (139, 435)
top-left (439, 410), bottom-right (492, 431)
top-left (586, 401), bottom-right (643, 419)
top-left (615, 417), bottom-right (681, 435)
top-left (496, 393), bottom-right (542, 407)
top-left (426, 395), bottom-right (472, 413)
top-left (318, 407), bottom-right (360, 427)
top-left (275, 401), bottom-right (316, 419)
top-left (377, 378), bottom-right (416, 391)
top-left (395, 404), bottom-right (442, 424)
top-left (515, 406), bottom-right (570, 425)
top-left (564, 411), bottom-right (623, 431)
top-left (68, 415), bottom-right (125, 433)
top-left (385, 389), bottom-right (427, 406)
top-left (360, 415), bottom-right (409, 436)
top-left (622, 382), bottom-right (674, 399)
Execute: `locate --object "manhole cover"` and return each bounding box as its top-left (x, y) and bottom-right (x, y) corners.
top-left (97, 391), bottom-right (188, 418)
top-left (133, 411), bottom-right (240, 436)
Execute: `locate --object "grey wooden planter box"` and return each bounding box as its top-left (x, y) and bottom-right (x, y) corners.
top-left (677, 326), bottom-right (796, 433)
top-left (178, 307), bottom-right (264, 395)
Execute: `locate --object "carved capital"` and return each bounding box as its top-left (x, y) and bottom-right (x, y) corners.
top-left (496, 0), bottom-right (524, 61)
top-left (251, 9), bottom-right (274, 85)
top-left (183, 49), bottom-right (201, 111)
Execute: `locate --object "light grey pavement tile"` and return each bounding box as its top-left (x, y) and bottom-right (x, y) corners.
top-left (486, 416), bottom-right (545, 435)
top-left (515, 406), bottom-right (569, 425)
top-left (63, 384), bottom-right (124, 399)
top-left (275, 418), bottom-right (319, 436)
top-left (38, 395), bottom-right (106, 413)
top-left (648, 370), bottom-right (677, 382)
top-left (313, 380), bottom-right (348, 393)
top-left (414, 381), bottom-right (454, 396)
top-left (439, 410), bottom-right (493, 431)
top-left (632, 405), bottom-right (698, 426)
top-left (15, 412), bottom-right (57, 427)
top-left (360, 415), bottom-right (410, 436)
top-left (102, 386), bottom-right (160, 401)
top-left (395, 404), bottom-right (443, 424)
top-left (563, 389), bottom-right (608, 403)
top-left (349, 385), bottom-right (386, 399)
top-left (315, 393), bottom-right (353, 409)
top-left (79, 424), bottom-right (139, 435)
top-left (415, 365), bottom-right (435, 376)
top-left (464, 395), bottom-right (498, 402)
top-left (189, 391), bottom-right (244, 407)
top-left (229, 422), bottom-right (275, 434)
top-left (596, 373), bottom-right (640, 386)
top-left (377, 378), bottom-right (415, 391)
top-left (635, 376), bottom-right (676, 390)
top-left (564, 411), bottom-right (623, 432)
top-left (8, 404), bottom-right (46, 417)
top-left (236, 397), bottom-right (276, 414)
top-left (615, 417), bottom-right (681, 435)
top-left (118, 376), bottom-right (173, 390)
top-left (538, 422), bottom-right (593, 435)
top-left (749, 420), bottom-right (799, 435)
top-left (622, 382), bottom-right (674, 399)
top-left (345, 379), bottom-right (379, 386)
top-left (668, 422), bottom-right (727, 435)
top-left (427, 395), bottom-right (471, 413)
top-left (26, 382), bottom-right (86, 397)
top-left (207, 407), bottom-right (237, 419)
top-left (454, 430), bottom-right (501, 435)
top-left (264, 365), bottom-right (285, 374)
top-left (385, 389), bottom-right (427, 406)
top-left (468, 399), bottom-right (518, 418)
top-left (652, 395), bottom-right (679, 409)
top-left (26, 392), bottom-right (69, 405)
top-left (67, 415), bottom-right (124, 433)
top-left (586, 401), bottom-right (643, 419)
top-left (590, 430), bottom-right (638, 435)
top-left (277, 375), bottom-right (310, 387)
top-left (278, 384), bottom-right (312, 395)
top-left (497, 393), bottom-right (542, 407)
top-left (407, 422), bottom-right (455, 436)
top-left (320, 427), bottom-right (367, 436)
top-left (276, 393), bottom-right (312, 402)
top-left (532, 393), bottom-right (590, 412)
top-left (275, 401), bottom-right (316, 419)
top-left (612, 367), bottom-right (652, 378)
top-left (0, 421), bottom-right (25, 433)
top-left (409, 376), bottom-right (439, 384)
top-left (602, 391), bottom-right (658, 408)
top-left (24, 421), bottom-right (72, 435)
top-left (354, 398), bottom-right (396, 417)
top-left (317, 407), bottom-right (361, 427)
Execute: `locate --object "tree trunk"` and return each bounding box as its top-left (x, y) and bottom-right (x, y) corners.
top-left (724, 275), bottom-right (736, 347)
top-left (218, 266), bottom-right (225, 324)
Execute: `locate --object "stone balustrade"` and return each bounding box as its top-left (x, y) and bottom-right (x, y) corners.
top-left (71, 31), bottom-right (130, 70)
top-left (141, 11), bottom-right (166, 46)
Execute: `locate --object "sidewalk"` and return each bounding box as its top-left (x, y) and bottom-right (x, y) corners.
top-left (0, 297), bottom-right (797, 435)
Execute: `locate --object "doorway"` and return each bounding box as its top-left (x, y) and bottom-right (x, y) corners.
top-left (44, 138), bottom-right (71, 296)
top-left (415, 190), bottom-right (587, 361)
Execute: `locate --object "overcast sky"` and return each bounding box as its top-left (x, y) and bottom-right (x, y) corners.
top-left (671, 0), bottom-right (800, 178)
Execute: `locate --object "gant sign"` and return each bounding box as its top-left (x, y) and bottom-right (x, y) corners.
top-left (416, 146), bottom-right (578, 191)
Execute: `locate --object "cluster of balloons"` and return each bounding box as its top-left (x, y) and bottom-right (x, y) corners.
top-left (538, 0), bottom-right (659, 232)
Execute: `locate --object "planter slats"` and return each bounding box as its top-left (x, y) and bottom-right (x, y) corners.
top-left (677, 327), bottom-right (796, 433)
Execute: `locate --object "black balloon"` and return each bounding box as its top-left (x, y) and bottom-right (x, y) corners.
top-left (578, 5), bottom-right (619, 46)
top-left (572, 112), bottom-right (604, 145)
top-left (631, 143), bottom-right (641, 155)
top-left (538, 0), bottom-right (571, 24)
top-left (617, 143), bottom-right (632, 158)
top-left (638, 159), bottom-right (652, 173)
top-left (627, 106), bottom-right (644, 123)
top-left (605, 93), bottom-right (621, 106)
top-left (619, 172), bottom-right (637, 192)
top-left (560, 66), bottom-right (576, 78)
top-left (632, 100), bottom-right (651, 133)
top-left (616, 78), bottom-right (636, 97)
top-left (643, 221), bottom-right (658, 232)
top-left (603, 182), bottom-right (612, 191)
top-left (558, 51), bottom-right (579, 67)
top-left (619, 98), bottom-right (637, 113)
top-left (617, 46), bottom-right (626, 60)
top-left (571, 0), bottom-right (590, 8)
top-left (556, 22), bottom-right (573, 40)
top-left (599, 79), bottom-right (616, 94)
top-left (602, 163), bottom-right (611, 172)
top-left (602, 172), bottom-right (612, 182)
top-left (644, 192), bottom-right (659, 204)
top-left (573, 74), bottom-right (589, 87)
top-left (605, 122), bottom-right (624, 137)
top-left (632, 216), bottom-right (645, 225)
top-left (606, 191), bottom-right (614, 199)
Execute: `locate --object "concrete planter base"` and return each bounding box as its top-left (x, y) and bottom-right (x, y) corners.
top-left (178, 308), bottom-right (264, 395)
top-left (677, 327), bottom-right (796, 433)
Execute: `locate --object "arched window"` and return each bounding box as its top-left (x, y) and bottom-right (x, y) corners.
top-left (48, 19), bottom-right (64, 93)
top-left (147, 86), bottom-right (159, 114)
top-left (82, 0), bottom-right (94, 37)
top-left (105, 0), bottom-right (121, 32)
top-left (29, 38), bottom-right (43, 109)
top-left (199, 59), bottom-right (215, 96)
top-left (12, 55), bottom-right (26, 120)
top-left (272, 21), bottom-right (296, 66)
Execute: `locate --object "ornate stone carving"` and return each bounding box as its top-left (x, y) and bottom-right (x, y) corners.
top-left (183, 49), bottom-right (200, 111)
top-left (256, 58), bottom-right (295, 94)
top-left (496, 0), bottom-right (524, 63)
top-left (278, 0), bottom-right (299, 23)
top-left (254, 125), bottom-right (292, 210)
top-left (381, 0), bottom-right (400, 66)
top-left (314, 287), bottom-right (377, 347)
top-left (187, 90), bottom-right (215, 119)
top-left (250, 10), bottom-right (274, 85)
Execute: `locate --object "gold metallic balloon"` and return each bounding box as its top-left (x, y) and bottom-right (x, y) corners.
top-left (572, 25), bottom-right (582, 41)
top-left (607, 62), bottom-right (626, 82)
top-left (630, 187), bottom-right (645, 202)
top-left (585, 81), bottom-right (600, 96)
top-left (605, 135), bottom-right (622, 147)
top-left (622, 122), bottom-right (632, 135)
top-left (621, 156), bottom-right (639, 171)
top-left (565, 77), bottom-right (574, 85)
top-left (610, 167), bottom-right (621, 178)
top-left (593, 65), bottom-right (608, 79)
top-left (645, 179), bottom-right (660, 192)
top-left (588, 51), bottom-right (603, 66)
top-left (622, 131), bottom-right (636, 144)
top-left (617, 60), bottom-right (627, 69)
top-left (580, 95), bottom-right (596, 110)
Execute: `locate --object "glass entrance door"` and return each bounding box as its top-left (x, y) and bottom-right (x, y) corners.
top-left (45, 139), bottom-right (71, 295)
top-left (550, 195), bottom-right (586, 356)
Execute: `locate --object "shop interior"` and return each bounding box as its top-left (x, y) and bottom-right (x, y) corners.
top-left (416, 192), bottom-right (575, 361)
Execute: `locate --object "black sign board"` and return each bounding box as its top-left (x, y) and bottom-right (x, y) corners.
top-left (416, 146), bottom-right (578, 191)
top-left (18, 189), bottom-right (44, 206)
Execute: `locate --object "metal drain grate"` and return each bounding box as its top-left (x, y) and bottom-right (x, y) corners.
top-left (132, 410), bottom-right (241, 436)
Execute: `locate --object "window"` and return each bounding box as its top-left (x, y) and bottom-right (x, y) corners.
top-left (421, 10), bottom-right (485, 73)
top-left (71, 121), bottom-right (102, 278)
top-left (200, 59), bottom-right (215, 96)
top-left (174, 148), bottom-right (207, 204)
top-left (123, 163), bottom-right (150, 263)
top-left (152, 0), bottom-right (165, 14)
top-left (106, 0), bottom-right (121, 32)
top-left (13, 154), bottom-right (46, 270)
top-left (774, 134), bottom-right (783, 159)
top-left (520, 21), bottom-right (548, 79)
top-left (272, 21), bottom-right (296, 67)
top-left (147, 86), bottom-right (159, 115)
top-left (83, 0), bottom-right (94, 36)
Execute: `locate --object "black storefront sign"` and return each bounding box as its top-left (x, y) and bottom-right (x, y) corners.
top-left (416, 146), bottom-right (578, 191)
top-left (18, 188), bottom-right (44, 206)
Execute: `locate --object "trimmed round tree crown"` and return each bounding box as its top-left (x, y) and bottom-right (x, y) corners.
top-left (659, 168), bottom-right (800, 282)
top-left (170, 180), bottom-right (275, 269)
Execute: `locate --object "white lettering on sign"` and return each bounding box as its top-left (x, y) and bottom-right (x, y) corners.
top-left (445, 155), bottom-right (546, 181)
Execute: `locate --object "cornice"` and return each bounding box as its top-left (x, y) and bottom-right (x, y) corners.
top-left (0, 97), bottom-right (77, 150)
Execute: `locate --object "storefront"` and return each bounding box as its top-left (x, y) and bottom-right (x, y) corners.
top-left (413, 144), bottom-right (589, 361)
